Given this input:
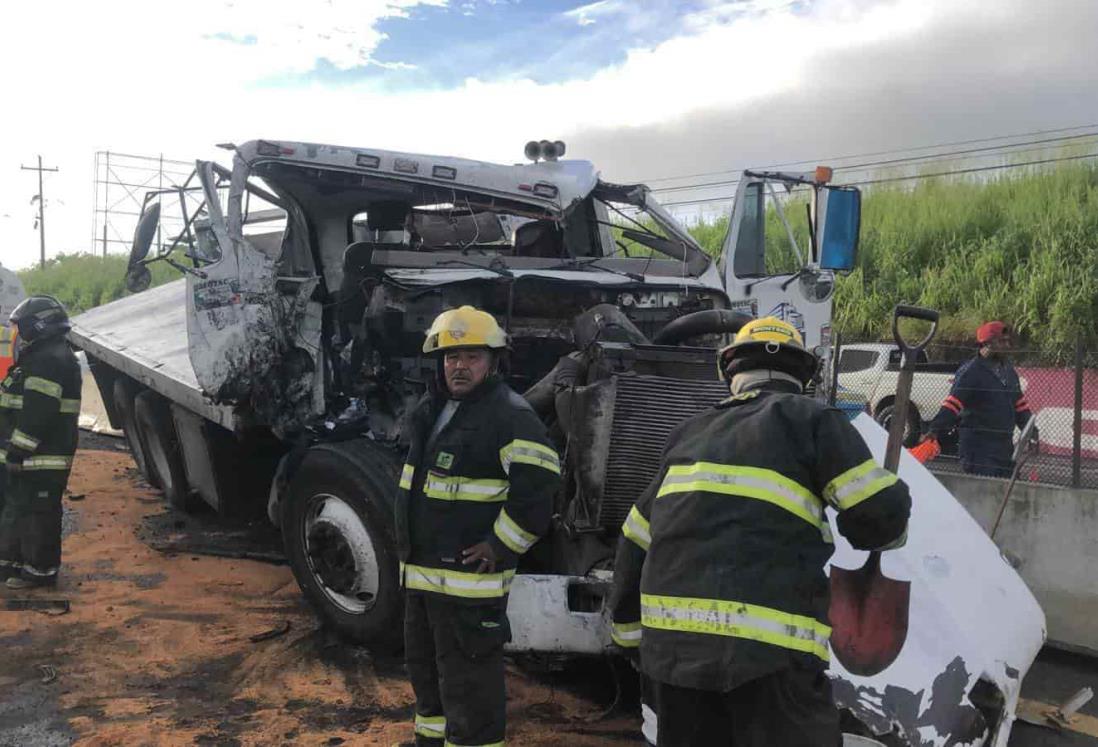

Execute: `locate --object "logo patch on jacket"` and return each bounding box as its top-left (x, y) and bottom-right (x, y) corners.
top-left (435, 451), bottom-right (454, 470)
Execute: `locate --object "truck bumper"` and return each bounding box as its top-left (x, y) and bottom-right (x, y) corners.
top-left (504, 574), bottom-right (611, 654)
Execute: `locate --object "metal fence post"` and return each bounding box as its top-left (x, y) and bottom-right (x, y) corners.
top-left (1073, 338), bottom-right (1084, 488)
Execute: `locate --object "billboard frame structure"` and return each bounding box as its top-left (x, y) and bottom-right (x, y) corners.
top-left (91, 151), bottom-right (199, 257)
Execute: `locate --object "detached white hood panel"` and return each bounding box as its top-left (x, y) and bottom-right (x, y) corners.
top-left (826, 415), bottom-right (1045, 746)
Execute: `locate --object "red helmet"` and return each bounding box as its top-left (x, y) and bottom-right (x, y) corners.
top-left (976, 321), bottom-right (1010, 344)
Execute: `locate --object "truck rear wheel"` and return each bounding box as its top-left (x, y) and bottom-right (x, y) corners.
top-left (112, 378), bottom-right (160, 488)
top-left (134, 390), bottom-right (198, 512)
top-left (283, 441), bottom-right (403, 649)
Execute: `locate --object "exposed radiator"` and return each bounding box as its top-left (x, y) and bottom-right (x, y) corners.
top-left (600, 375), bottom-right (729, 529)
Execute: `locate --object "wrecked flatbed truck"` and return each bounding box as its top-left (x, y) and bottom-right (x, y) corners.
top-left (67, 140), bottom-right (1044, 746)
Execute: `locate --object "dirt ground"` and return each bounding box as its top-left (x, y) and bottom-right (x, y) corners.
top-left (0, 443), bottom-right (641, 747)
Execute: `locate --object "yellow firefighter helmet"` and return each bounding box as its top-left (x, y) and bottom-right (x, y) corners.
top-left (717, 316), bottom-right (818, 383)
top-left (422, 305), bottom-right (508, 354)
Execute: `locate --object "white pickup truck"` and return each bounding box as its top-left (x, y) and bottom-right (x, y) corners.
top-left (837, 342), bottom-right (959, 445)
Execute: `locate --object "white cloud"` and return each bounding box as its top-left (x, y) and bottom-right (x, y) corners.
top-left (563, 0), bottom-right (624, 27)
top-left (1, 0), bottom-right (1095, 271)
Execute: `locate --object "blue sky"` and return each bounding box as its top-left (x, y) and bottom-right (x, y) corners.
top-left (267, 1), bottom-right (804, 90)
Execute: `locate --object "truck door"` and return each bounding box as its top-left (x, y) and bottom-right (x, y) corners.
top-left (720, 173), bottom-right (836, 350)
top-left (188, 160), bottom-right (323, 431)
top-left (719, 171), bottom-right (860, 397)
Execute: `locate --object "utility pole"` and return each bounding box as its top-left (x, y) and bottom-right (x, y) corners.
top-left (21, 155), bottom-right (59, 269)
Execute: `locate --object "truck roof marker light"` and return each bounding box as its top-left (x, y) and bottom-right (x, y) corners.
top-left (815, 166), bottom-right (833, 184)
top-left (356, 153), bottom-right (380, 169)
top-left (432, 165), bottom-right (457, 180)
top-left (532, 182), bottom-right (559, 199)
top-left (518, 183), bottom-right (533, 192)
top-left (394, 158), bottom-right (419, 174)
top-left (256, 140), bottom-right (295, 157)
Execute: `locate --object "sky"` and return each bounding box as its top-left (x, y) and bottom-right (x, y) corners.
top-left (2, 0), bottom-right (1097, 271)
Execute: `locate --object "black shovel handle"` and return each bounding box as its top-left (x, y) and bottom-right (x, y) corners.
top-left (884, 305), bottom-right (939, 472)
top-left (891, 305), bottom-right (939, 370)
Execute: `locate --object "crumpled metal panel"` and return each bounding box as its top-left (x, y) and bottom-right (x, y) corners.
top-left (186, 160), bottom-right (322, 432)
top-left (826, 416), bottom-right (1045, 747)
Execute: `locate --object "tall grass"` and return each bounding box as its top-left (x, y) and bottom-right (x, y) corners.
top-left (18, 253), bottom-right (179, 316)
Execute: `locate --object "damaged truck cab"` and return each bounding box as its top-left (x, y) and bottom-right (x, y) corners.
top-left (70, 140), bottom-right (1043, 747)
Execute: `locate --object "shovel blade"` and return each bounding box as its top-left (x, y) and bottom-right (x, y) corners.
top-left (829, 554), bottom-right (911, 676)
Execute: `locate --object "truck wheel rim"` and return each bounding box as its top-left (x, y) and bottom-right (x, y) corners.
top-left (303, 493), bottom-right (380, 614)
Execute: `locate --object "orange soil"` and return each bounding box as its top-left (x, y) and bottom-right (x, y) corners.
top-left (0, 448), bottom-right (639, 746)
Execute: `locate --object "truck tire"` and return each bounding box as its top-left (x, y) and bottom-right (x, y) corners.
top-left (874, 402), bottom-right (921, 448)
top-left (283, 440), bottom-right (403, 649)
top-left (134, 390), bottom-right (198, 512)
top-left (112, 378), bottom-right (160, 488)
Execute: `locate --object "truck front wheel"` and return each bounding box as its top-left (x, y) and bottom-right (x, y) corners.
top-left (282, 441), bottom-right (403, 649)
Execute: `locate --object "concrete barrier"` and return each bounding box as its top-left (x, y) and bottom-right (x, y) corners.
top-left (934, 470), bottom-right (1098, 655)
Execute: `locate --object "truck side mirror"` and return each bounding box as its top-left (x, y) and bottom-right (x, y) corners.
top-left (128, 202), bottom-right (160, 268)
top-left (817, 186), bottom-right (860, 272)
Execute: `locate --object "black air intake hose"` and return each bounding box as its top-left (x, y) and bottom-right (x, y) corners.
top-left (652, 309), bottom-right (754, 346)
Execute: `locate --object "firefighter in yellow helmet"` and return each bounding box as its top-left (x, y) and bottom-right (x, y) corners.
top-left (396, 306), bottom-right (561, 747)
top-left (610, 317), bottom-right (911, 746)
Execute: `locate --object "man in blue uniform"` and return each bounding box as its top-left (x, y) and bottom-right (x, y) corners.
top-left (926, 321), bottom-right (1035, 478)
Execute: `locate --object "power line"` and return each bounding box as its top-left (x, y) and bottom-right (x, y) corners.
top-left (642, 121), bottom-right (1098, 186)
top-left (650, 130), bottom-right (1098, 195)
top-left (657, 150), bottom-right (1098, 208)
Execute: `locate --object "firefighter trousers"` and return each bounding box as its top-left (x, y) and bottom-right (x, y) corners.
top-left (652, 665), bottom-right (841, 747)
top-left (404, 592), bottom-right (510, 747)
top-left (0, 471), bottom-right (68, 584)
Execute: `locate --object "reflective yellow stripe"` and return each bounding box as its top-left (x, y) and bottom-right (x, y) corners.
top-left (445, 741), bottom-right (504, 747)
top-left (415, 713), bottom-right (446, 739)
top-left (60, 398), bottom-right (81, 414)
top-left (657, 462), bottom-right (823, 529)
top-left (399, 463), bottom-right (414, 490)
top-left (641, 593), bottom-right (830, 662)
top-left (611, 619), bottom-right (642, 648)
top-left (10, 429), bottom-right (39, 451)
top-left (24, 376), bottom-right (63, 400)
top-left (0, 448), bottom-right (6, 464)
top-left (499, 438), bottom-right (561, 475)
top-left (21, 455), bottom-right (73, 471)
top-left (424, 473), bottom-right (509, 503)
top-left (403, 563), bottom-right (515, 599)
top-left (0, 393), bottom-right (23, 409)
top-left (621, 505), bottom-right (651, 551)
top-left (823, 459), bottom-right (898, 511)
top-left (492, 507), bottom-right (538, 554)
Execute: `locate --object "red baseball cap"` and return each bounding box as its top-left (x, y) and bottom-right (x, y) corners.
top-left (976, 321), bottom-right (1011, 344)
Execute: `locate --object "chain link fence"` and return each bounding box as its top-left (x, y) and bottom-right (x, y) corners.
top-left (837, 339), bottom-right (1098, 490)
